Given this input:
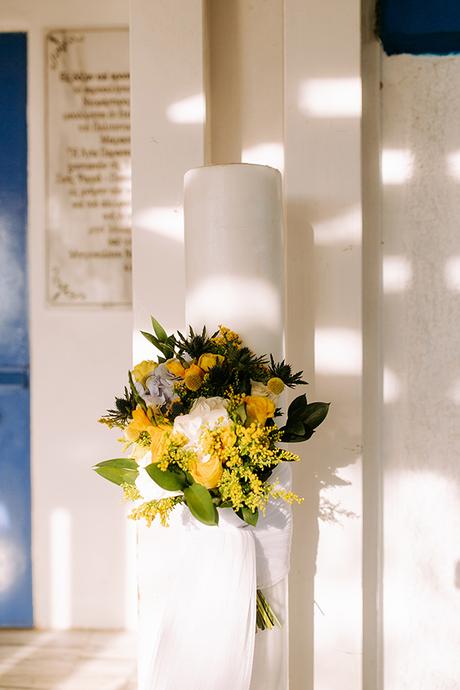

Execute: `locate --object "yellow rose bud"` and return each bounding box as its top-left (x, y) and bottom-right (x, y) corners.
top-left (148, 423), bottom-right (171, 463)
top-left (244, 395), bottom-right (276, 425)
top-left (132, 360), bottom-right (158, 385)
top-left (166, 359), bottom-right (186, 378)
top-left (267, 377), bottom-right (285, 396)
top-left (197, 353), bottom-right (225, 372)
top-left (190, 455), bottom-right (223, 489)
top-left (184, 364), bottom-right (204, 391)
top-left (125, 405), bottom-right (152, 441)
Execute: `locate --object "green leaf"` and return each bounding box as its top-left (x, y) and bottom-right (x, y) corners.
top-left (151, 316), bottom-right (168, 342)
top-left (235, 403), bottom-right (247, 424)
top-left (93, 458), bottom-right (138, 486)
top-left (287, 394), bottom-right (308, 420)
top-left (184, 483), bottom-right (219, 526)
top-left (141, 331), bottom-right (174, 359)
top-left (145, 464), bottom-right (187, 491)
top-left (285, 420), bottom-right (305, 437)
top-left (301, 402), bottom-right (330, 429)
top-left (239, 506), bottom-right (259, 527)
top-left (128, 370), bottom-right (147, 410)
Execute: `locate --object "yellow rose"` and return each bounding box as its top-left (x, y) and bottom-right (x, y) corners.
top-left (190, 455), bottom-right (223, 489)
top-left (166, 359), bottom-right (186, 378)
top-left (132, 360), bottom-right (158, 385)
top-left (198, 353), bottom-right (225, 372)
top-left (126, 406), bottom-right (152, 441)
top-left (148, 423), bottom-right (171, 463)
top-left (184, 364), bottom-right (205, 391)
top-left (244, 395), bottom-right (276, 425)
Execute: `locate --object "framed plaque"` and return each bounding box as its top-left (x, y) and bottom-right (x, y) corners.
top-left (46, 28), bottom-right (132, 306)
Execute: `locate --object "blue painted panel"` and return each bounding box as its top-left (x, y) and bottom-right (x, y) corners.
top-left (379, 0), bottom-right (460, 55)
top-left (0, 33), bottom-right (32, 627)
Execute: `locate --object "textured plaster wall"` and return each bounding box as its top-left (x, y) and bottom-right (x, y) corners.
top-left (381, 55), bottom-right (460, 688)
top-left (1, 0), bottom-right (133, 629)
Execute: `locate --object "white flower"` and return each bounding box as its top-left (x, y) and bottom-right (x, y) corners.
top-left (250, 380), bottom-right (278, 401)
top-left (172, 396), bottom-right (229, 462)
top-left (134, 452), bottom-right (179, 501)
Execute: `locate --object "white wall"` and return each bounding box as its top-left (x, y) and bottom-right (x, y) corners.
top-left (381, 53), bottom-right (460, 689)
top-left (284, 2), bottom-right (363, 688)
top-left (1, 0), bottom-right (133, 629)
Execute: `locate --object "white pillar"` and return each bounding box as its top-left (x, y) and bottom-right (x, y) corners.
top-left (284, 1), bottom-right (363, 688)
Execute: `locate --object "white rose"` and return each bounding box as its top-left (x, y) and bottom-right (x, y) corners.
top-left (173, 396), bottom-right (229, 461)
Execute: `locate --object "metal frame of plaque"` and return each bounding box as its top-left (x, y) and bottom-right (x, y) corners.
top-left (45, 27), bottom-right (132, 307)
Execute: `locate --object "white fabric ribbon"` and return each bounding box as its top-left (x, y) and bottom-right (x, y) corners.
top-left (137, 464), bottom-right (292, 690)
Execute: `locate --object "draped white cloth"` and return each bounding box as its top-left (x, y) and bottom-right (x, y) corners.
top-left (137, 464), bottom-right (292, 690)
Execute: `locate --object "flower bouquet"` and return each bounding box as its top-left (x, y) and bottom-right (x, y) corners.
top-left (95, 318), bottom-right (329, 629)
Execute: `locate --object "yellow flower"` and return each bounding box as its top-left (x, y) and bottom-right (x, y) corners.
top-left (148, 423), bottom-right (171, 463)
top-left (184, 364), bottom-right (204, 391)
top-left (132, 360), bottom-right (157, 385)
top-left (190, 455), bottom-right (223, 489)
top-left (244, 395), bottom-right (276, 425)
top-left (197, 353), bottom-right (225, 372)
top-left (166, 359), bottom-right (186, 378)
top-left (267, 377), bottom-right (285, 396)
top-left (126, 406), bottom-right (152, 441)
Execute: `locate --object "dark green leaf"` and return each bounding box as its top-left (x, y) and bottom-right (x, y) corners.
top-left (239, 506), bottom-right (259, 526)
top-left (301, 402), bottom-right (330, 429)
top-left (287, 394), bottom-right (308, 420)
top-left (141, 331), bottom-right (174, 358)
top-left (93, 458), bottom-right (138, 486)
top-left (184, 483), bottom-right (219, 526)
top-left (146, 464), bottom-right (187, 491)
top-left (128, 370), bottom-right (147, 410)
top-left (151, 316), bottom-right (168, 342)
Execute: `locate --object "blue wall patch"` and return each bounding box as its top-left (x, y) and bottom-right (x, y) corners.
top-left (378, 0), bottom-right (460, 55)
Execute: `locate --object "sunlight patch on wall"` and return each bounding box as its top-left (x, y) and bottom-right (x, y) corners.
top-left (315, 328), bottom-right (361, 375)
top-left (298, 78), bottom-right (361, 118)
top-left (444, 257), bottom-right (460, 291)
top-left (313, 205), bottom-right (361, 246)
top-left (381, 149), bottom-right (414, 185)
top-left (383, 255), bottom-right (412, 293)
top-left (384, 367), bottom-right (401, 403)
top-left (242, 143), bottom-right (284, 173)
top-left (134, 206), bottom-right (184, 243)
top-left (446, 151), bottom-right (460, 179)
top-left (447, 378), bottom-right (460, 405)
top-left (166, 94), bottom-right (205, 124)
top-left (0, 536), bottom-right (25, 594)
top-left (50, 508), bottom-right (72, 629)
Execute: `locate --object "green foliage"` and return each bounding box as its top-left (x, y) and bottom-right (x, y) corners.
top-left (145, 463), bottom-right (187, 491)
top-left (184, 483), bottom-right (219, 526)
top-left (99, 386), bottom-right (137, 428)
top-left (281, 394), bottom-right (330, 442)
top-left (268, 355), bottom-right (307, 388)
top-left (239, 506), bottom-right (259, 526)
top-left (128, 370), bottom-right (148, 411)
top-left (173, 325), bottom-right (217, 360)
top-left (93, 458), bottom-right (138, 486)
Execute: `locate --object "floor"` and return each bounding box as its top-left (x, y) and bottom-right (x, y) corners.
top-left (0, 630), bottom-right (137, 690)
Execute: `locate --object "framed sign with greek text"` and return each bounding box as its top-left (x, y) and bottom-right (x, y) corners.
top-left (46, 28), bottom-right (132, 306)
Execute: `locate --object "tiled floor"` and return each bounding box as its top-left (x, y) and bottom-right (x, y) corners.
top-left (0, 630), bottom-right (136, 690)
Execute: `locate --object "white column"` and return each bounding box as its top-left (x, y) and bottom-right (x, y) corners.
top-left (184, 163), bottom-right (288, 690)
top-left (284, 1), bottom-right (363, 688)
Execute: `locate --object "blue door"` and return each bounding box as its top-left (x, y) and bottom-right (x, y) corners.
top-left (0, 33), bottom-right (32, 627)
